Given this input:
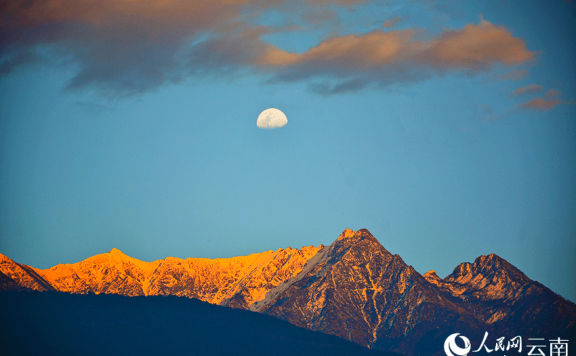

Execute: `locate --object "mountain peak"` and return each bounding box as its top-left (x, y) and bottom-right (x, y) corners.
top-left (109, 248), bottom-right (127, 256)
top-left (336, 228), bottom-right (379, 244)
top-left (341, 228), bottom-right (356, 238)
top-left (468, 253), bottom-right (517, 277)
top-left (473, 253), bottom-right (503, 268)
top-left (423, 270), bottom-right (441, 281)
top-left (443, 252), bottom-right (537, 304)
top-left (447, 253), bottom-right (513, 280)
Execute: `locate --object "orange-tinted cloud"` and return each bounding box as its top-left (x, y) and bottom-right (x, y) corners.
top-left (520, 98), bottom-right (562, 110)
top-left (518, 88), bottom-right (569, 111)
top-left (384, 16), bottom-right (402, 28)
top-left (421, 19), bottom-right (535, 69)
top-left (0, 0), bottom-right (253, 27)
top-left (545, 89), bottom-right (562, 98)
top-left (0, 1), bottom-right (537, 95)
top-left (256, 19), bottom-right (535, 93)
top-left (0, 0), bottom-right (272, 94)
top-left (258, 30), bottom-right (420, 68)
top-left (260, 19), bottom-right (534, 69)
top-left (512, 84), bottom-right (543, 96)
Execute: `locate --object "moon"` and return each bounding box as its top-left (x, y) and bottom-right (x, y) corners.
top-left (444, 333), bottom-right (471, 356)
top-left (257, 108), bottom-right (288, 129)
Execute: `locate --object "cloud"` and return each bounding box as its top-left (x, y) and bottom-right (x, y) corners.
top-left (511, 84), bottom-right (543, 96)
top-left (0, 49), bottom-right (43, 75)
top-left (383, 16), bottom-right (402, 29)
top-left (520, 98), bottom-right (562, 111)
top-left (491, 88), bottom-right (572, 118)
top-left (420, 19), bottom-right (535, 68)
top-left (519, 89), bottom-right (568, 111)
top-left (500, 69), bottom-right (530, 81)
top-left (257, 18), bottom-right (536, 93)
top-left (545, 89), bottom-right (562, 98)
top-left (0, 1), bottom-right (536, 96)
top-left (0, 0), bottom-right (272, 95)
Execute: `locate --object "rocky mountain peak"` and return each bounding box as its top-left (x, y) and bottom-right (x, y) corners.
top-left (339, 228), bottom-right (356, 239)
top-left (109, 248), bottom-right (125, 255)
top-left (439, 253), bottom-right (541, 308)
top-left (335, 228), bottom-right (379, 246)
top-left (423, 270), bottom-right (441, 281)
top-left (447, 261), bottom-right (473, 281)
top-left (473, 253), bottom-right (503, 270)
top-left (253, 228), bottom-right (446, 352)
top-left (446, 253), bottom-right (530, 286)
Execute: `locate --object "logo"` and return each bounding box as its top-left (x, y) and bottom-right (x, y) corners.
top-left (445, 333), bottom-right (472, 356)
top-left (443, 332), bottom-right (569, 356)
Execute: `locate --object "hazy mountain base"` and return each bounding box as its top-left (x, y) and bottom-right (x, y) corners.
top-left (0, 290), bottom-right (401, 356)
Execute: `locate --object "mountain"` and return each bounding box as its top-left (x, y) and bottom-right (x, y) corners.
top-left (1, 244), bottom-right (322, 307)
top-left (0, 253), bottom-right (54, 292)
top-left (252, 229), bottom-right (489, 355)
top-left (0, 290), bottom-right (398, 356)
top-left (1, 228), bottom-right (574, 356)
top-left (254, 229), bottom-right (576, 355)
top-left (427, 252), bottom-right (576, 339)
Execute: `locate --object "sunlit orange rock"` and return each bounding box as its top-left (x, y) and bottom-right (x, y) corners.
top-left (16, 245), bottom-right (322, 308)
top-left (0, 253), bottom-right (54, 291)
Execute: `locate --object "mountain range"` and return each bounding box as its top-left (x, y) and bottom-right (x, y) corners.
top-left (1, 228), bottom-right (574, 355)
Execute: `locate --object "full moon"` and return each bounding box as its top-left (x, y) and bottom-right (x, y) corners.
top-left (257, 108), bottom-right (288, 129)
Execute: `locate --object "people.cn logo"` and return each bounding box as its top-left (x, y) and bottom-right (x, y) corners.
top-left (444, 333), bottom-right (472, 356)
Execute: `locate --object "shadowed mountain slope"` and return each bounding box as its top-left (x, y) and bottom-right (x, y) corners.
top-left (0, 290), bottom-right (398, 356)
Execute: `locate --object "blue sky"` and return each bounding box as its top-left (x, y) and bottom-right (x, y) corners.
top-left (1, 0), bottom-right (575, 302)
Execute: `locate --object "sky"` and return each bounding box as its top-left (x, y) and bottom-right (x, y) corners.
top-left (0, 0), bottom-right (575, 302)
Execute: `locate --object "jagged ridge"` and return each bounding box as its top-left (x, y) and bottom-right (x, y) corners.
top-left (1, 245), bottom-right (322, 308)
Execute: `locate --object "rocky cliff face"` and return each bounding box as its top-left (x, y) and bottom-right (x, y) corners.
top-left (1, 229), bottom-right (574, 356)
